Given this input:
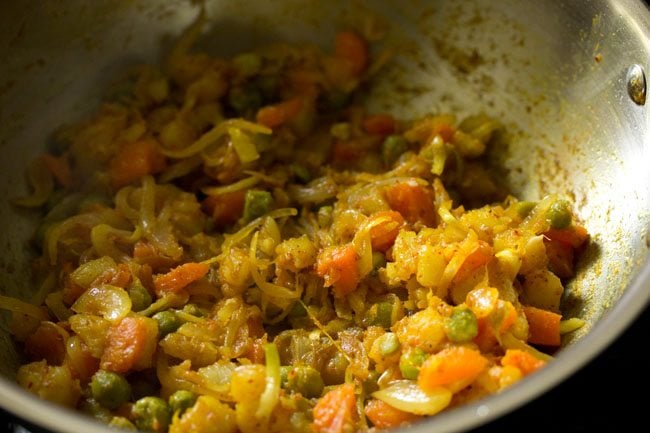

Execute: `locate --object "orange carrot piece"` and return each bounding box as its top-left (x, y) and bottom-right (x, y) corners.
top-left (431, 122), bottom-right (456, 143)
top-left (473, 317), bottom-right (498, 352)
top-left (363, 114), bottom-right (397, 136)
top-left (332, 141), bottom-right (362, 163)
top-left (544, 225), bottom-right (589, 249)
top-left (41, 154), bottom-right (73, 188)
top-left (202, 190), bottom-right (246, 227)
top-left (544, 238), bottom-right (575, 279)
top-left (100, 316), bottom-right (158, 373)
top-left (418, 346), bottom-right (488, 391)
top-left (312, 383), bottom-right (357, 433)
top-left (334, 31), bottom-right (369, 77)
top-left (256, 97), bottom-right (303, 128)
top-left (108, 138), bottom-right (166, 189)
top-left (365, 399), bottom-right (421, 430)
top-left (154, 262), bottom-right (210, 297)
top-left (385, 181), bottom-right (436, 227)
top-left (369, 210), bottom-right (405, 252)
top-left (25, 323), bottom-right (66, 365)
top-left (453, 241), bottom-right (493, 284)
top-left (316, 244), bottom-right (360, 297)
top-left (501, 349), bottom-right (546, 376)
top-left (523, 305), bottom-right (562, 346)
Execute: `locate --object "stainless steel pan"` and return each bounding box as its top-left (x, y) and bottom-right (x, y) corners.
top-left (0, 1), bottom-right (648, 432)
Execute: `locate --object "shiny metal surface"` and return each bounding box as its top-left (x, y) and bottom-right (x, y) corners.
top-left (627, 64), bottom-right (647, 105)
top-left (0, 1), bottom-right (648, 432)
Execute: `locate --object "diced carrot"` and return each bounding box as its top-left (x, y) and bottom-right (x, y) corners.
top-left (385, 181), bottom-right (436, 227)
top-left (331, 140), bottom-right (365, 163)
top-left (202, 190), bottom-right (246, 227)
top-left (431, 122), bottom-right (456, 143)
top-left (363, 114), bottom-right (396, 136)
top-left (523, 305), bottom-right (562, 346)
top-left (153, 262), bottom-right (210, 297)
top-left (418, 346), bottom-right (488, 391)
top-left (365, 399), bottom-right (421, 430)
top-left (316, 244), bottom-right (360, 298)
top-left (369, 210), bottom-right (405, 252)
top-left (453, 241), bottom-right (493, 284)
top-left (544, 238), bottom-right (575, 279)
top-left (501, 349), bottom-right (546, 376)
top-left (100, 316), bottom-right (158, 373)
top-left (473, 317), bottom-right (498, 352)
top-left (312, 383), bottom-right (357, 433)
top-left (256, 97), bottom-right (303, 129)
top-left (108, 138), bottom-right (166, 189)
top-left (41, 154), bottom-right (73, 188)
top-left (25, 322), bottom-right (66, 365)
top-left (334, 31), bottom-right (369, 77)
top-left (543, 225), bottom-right (589, 249)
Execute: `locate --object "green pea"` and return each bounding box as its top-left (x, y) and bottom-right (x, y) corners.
top-left (108, 416), bottom-right (137, 430)
top-left (168, 390), bottom-right (197, 416)
top-left (90, 370), bottom-right (131, 410)
top-left (445, 307), bottom-right (478, 343)
top-left (228, 85), bottom-right (262, 116)
top-left (516, 201), bottom-right (537, 218)
top-left (243, 189), bottom-right (274, 221)
top-left (285, 366), bottom-right (325, 398)
top-left (128, 281), bottom-right (152, 312)
top-left (232, 52), bottom-right (262, 77)
top-left (322, 352), bottom-right (349, 385)
top-left (291, 163), bottom-right (311, 184)
top-left (378, 332), bottom-right (400, 356)
top-left (546, 199), bottom-right (572, 229)
top-left (132, 396), bottom-right (171, 433)
top-left (399, 348), bottom-right (427, 380)
top-left (368, 301), bottom-right (394, 329)
top-left (382, 135), bottom-right (408, 167)
top-left (152, 311), bottom-right (181, 338)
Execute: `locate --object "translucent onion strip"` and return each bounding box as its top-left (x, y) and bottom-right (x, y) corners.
top-left (372, 380), bottom-right (452, 416)
top-left (160, 119), bottom-right (271, 159)
top-left (255, 343), bottom-right (280, 420)
top-left (0, 295), bottom-right (49, 320)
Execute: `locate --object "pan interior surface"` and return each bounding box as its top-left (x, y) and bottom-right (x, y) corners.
top-left (0, 1), bottom-right (648, 432)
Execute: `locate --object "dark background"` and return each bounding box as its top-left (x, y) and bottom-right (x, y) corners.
top-left (1, 303), bottom-right (649, 432)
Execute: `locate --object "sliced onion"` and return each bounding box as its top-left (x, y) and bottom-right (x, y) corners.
top-left (372, 380), bottom-right (452, 415)
top-left (71, 285), bottom-right (132, 321)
